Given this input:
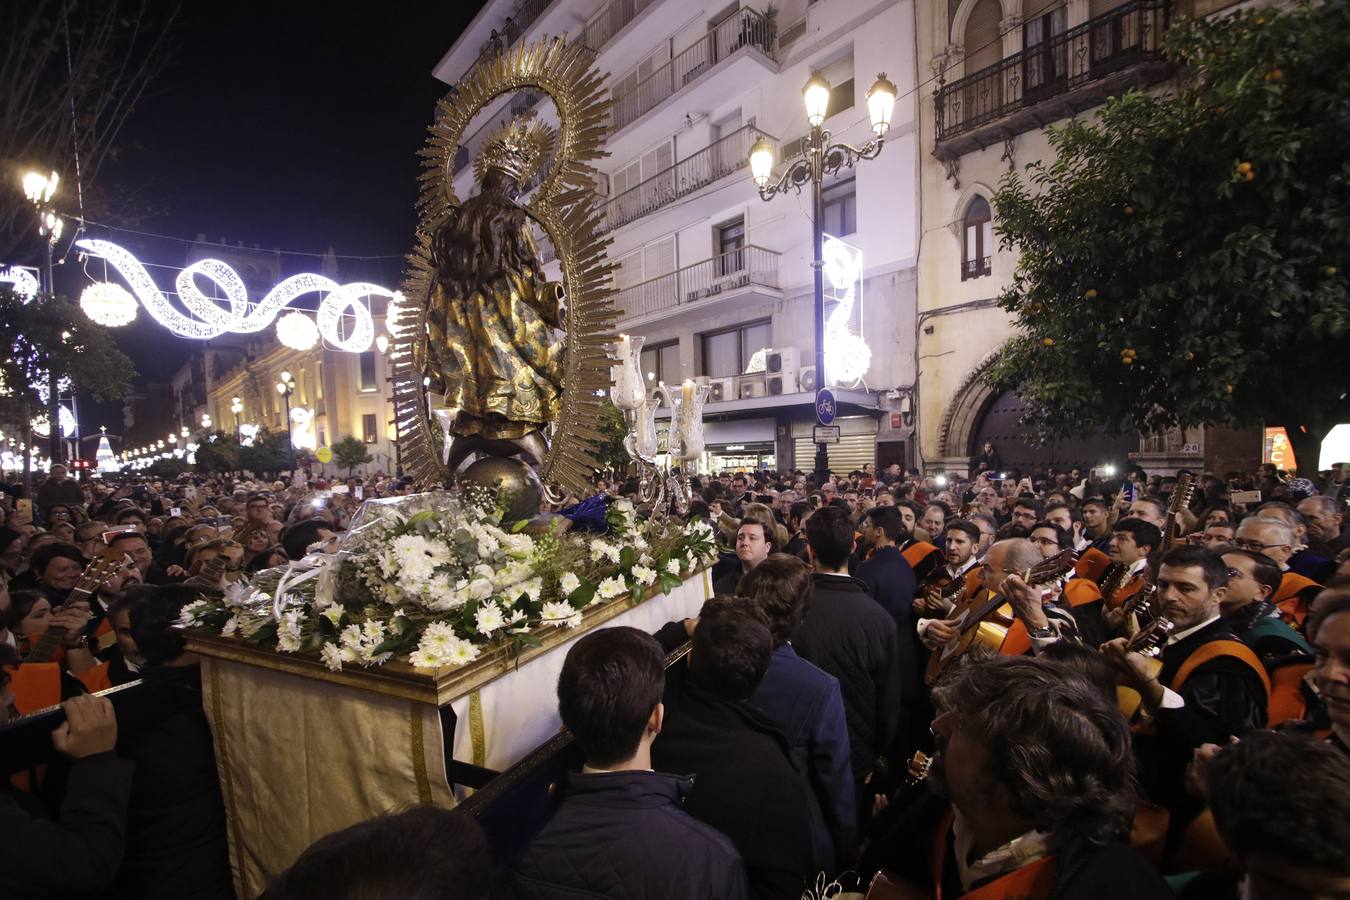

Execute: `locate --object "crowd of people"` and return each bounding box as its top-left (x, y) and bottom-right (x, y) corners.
top-left (0, 455), bottom-right (1347, 898)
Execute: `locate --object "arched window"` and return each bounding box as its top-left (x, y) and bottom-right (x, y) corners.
top-left (962, 196), bottom-right (993, 280)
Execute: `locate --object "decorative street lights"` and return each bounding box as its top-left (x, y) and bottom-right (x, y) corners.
top-left (748, 72), bottom-right (896, 484)
top-left (276, 370), bottom-right (297, 471)
top-left (230, 396), bottom-right (243, 439)
top-left (201, 413), bottom-right (212, 431)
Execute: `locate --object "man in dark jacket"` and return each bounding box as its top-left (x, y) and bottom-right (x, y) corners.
top-left (653, 598), bottom-right (817, 900)
top-left (855, 507), bottom-right (918, 628)
top-left (0, 655), bottom-right (136, 900)
top-left (107, 585), bottom-right (234, 899)
top-left (512, 626), bottom-right (746, 899)
top-left (795, 505), bottom-right (905, 815)
top-left (738, 555), bottom-right (855, 872)
top-left (34, 463), bottom-right (85, 523)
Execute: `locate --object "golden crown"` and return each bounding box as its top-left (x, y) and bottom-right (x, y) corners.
top-left (474, 113), bottom-right (553, 185)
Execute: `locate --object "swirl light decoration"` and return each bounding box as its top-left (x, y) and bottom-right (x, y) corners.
top-left (822, 235), bottom-right (871, 386)
top-left (80, 282), bottom-right (139, 326)
top-left (0, 266), bottom-right (40, 301)
top-left (74, 238), bottom-right (396, 352)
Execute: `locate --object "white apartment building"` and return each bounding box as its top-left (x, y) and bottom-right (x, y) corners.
top-left (434, 0), bottom-right (921, 474)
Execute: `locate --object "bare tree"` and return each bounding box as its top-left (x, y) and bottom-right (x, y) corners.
top-left (0, 0), bottom-right (179, 261)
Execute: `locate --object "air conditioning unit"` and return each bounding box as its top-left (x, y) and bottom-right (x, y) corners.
top-left (765, 347), bottom-right (799, 395)
top-left (798, 365), bottom-right (818, 392)
top-left (708, 377), bottom-right (735, 402)
top-left (739, 374), bottom-right (767, 399)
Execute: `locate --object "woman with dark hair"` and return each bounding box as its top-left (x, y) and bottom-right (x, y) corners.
top-left (107, 583), bottom-right (234, 898)
top-left (29, 542), bottom-right (87, 605)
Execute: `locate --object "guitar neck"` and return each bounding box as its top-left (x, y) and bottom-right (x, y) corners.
top-left (24, 583), bottom-right (104, 664)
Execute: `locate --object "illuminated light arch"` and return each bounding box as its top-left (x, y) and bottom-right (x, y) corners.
top-left (75, 238), bottom-right (390, 352)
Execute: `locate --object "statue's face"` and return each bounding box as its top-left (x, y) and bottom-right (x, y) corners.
top-left (482, 167), bottom-right (521, 198)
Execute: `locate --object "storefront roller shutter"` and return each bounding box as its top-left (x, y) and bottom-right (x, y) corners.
top-left (791, 415), bottom-right (878, 475)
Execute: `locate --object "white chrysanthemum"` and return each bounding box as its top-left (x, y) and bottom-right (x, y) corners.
top-left (540, 601), bottom-right (583, 628)
top-left (475, 602), bottom-right (506, 636)
top-left (467, 578), bottom-right (494, 601)
top-left (590, 539), bottom-right (621, 564)
top-left (444, 635), bottom-right (481, 666)
top-left (666, 558), bottom-right (682, 576)
top-left (472, 563), bottom-right (496, 581)
top-left (559, 571), bottom-right (581, 596)
top-left (427, 574), bottom-right (468, 611)
top-left (391, 534), bottom-right (441, 582)
top-left (633, 535), bottom-right (649, 551)
top-left (519, 577), bottom-right (543, 603)
top-left (408, 647), bottom-right (446, 669)
top-left (277, 629), bottom-right (302, 653)
top-left (597, 576), bottom-right (627, 601)
top-left (361, 620), bottom-right (386, 644)
top-left (221, 616), bottom-right (241, 638)
top-left (507, 608), bottom-right (528, 626)
top-left (630, 565), bottom-right (657, 587)
top-left (177, 600), bottom-right (209, 628)
top-left (321, 643), bottom-right (345, 672)
top-left (320, 605), bottom-right (344, 627)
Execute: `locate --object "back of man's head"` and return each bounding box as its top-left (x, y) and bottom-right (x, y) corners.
top-left (557, 626), bottom-right (664, 768)
top-left (259, 805), bottom-right (490, 900)
top-left (931, 656), bottom-right (1135, 857)
top-left (1205, 730), bottom-right (1350, 895)
top-left (804, 505), bottom-right (855, 570)
top-left (866, 506), bottom-right (907, 543)
top-left (689, 597), bottom-right (773, 701)
top-left (736, 553), bottom-right (812, 645)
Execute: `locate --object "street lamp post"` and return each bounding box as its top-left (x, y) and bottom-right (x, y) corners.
top-left (276, 371), bottom-right (297, 473)
top-left (749, 73), bottom-right (896, 485)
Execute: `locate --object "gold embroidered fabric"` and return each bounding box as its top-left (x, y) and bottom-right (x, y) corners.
top-left (425, 266), bottom-right (564, 441)
top-left (201, 657), bottom-right (456, 899)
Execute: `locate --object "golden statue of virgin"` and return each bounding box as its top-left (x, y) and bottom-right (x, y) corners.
top-left (422, 115), bottom-right (564, 472)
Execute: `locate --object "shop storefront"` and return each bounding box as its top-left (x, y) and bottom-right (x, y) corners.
top-left (701, 418), bottom-right (777, 474)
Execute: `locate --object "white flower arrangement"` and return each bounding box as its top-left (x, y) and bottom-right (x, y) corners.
top-left (179, 490), bottom-right (719, 672)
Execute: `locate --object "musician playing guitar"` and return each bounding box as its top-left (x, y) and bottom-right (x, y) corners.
top-left (1103, 519), bottom-right (1161, 611)
top-left (1102, 546), bottom-right (1269, 814)
top-left (914, 521), bottom-right (982, 618)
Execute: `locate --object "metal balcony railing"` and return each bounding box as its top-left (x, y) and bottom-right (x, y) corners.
top-left (581, 0), bottom-right (659, 52)
top-left (935, 0), bottom-right (1169, 144)
top-left (474, 0), bottom-right (555, 69)
top-left (602, 125), bottom-right (774, 231)
top-left (611, 8), bottom-right (777, 132)
top-left (614, 246), bottom-right (780, 320)
top-left (961, 256), bottom-right (991, 280)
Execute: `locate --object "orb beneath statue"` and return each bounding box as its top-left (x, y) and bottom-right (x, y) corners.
top-left (460, 456), bottom-right (543, 522)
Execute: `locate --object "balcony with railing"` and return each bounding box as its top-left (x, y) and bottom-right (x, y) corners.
top-left (472, 0), bottom-right (555, 70)
top-left (934, 0), bottom-right (1170, 157)
top-left (614, 246), bottom-right (781, 324)
top-left (602, 124), bottom-right (773, 232)
top-left (611, 8), bottom-right (778, 134)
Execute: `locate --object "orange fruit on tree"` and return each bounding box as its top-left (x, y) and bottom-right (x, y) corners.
top-left (1042, 337), bottom-right (1055, 347)
top-left (1085, 288), bottom-right (1098, 299)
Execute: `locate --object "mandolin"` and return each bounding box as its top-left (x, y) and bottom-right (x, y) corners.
top-left (924, 549), bottom-right (1078, 685)
top-left (23, 551), bottom-right (129, 664)
top-left (1114, 615), bottom-right (1176, 721)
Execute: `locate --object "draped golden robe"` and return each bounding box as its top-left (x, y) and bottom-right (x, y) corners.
top-left (425, 264), bottom-right (564, 441)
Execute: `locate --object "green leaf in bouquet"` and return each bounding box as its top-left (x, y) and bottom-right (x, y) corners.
top-left (619, 546), bottom-right (636, 568)
top-left (570, 582), bottom-right (597, 608)
top-left (245, 622), bottom-right (279, 646)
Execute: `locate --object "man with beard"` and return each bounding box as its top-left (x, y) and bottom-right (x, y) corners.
top-left (859, 656), bottom-right (1170, 897)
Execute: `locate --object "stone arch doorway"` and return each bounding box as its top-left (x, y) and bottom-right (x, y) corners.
top-left (937, 352), bottom-right (1136, 476)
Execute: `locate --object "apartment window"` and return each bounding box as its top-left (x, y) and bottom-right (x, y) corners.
top-left (358, 352), bottom-right (377, 392)
top-left (716, 218), bottom-right (745, 276)
top-left (640, 340), bottom-right (681, 386)
top-left (1023, 4), bottom-right (1069, 97)
top-left (362, 413), bottom-right (378, 444)
top-left (962, 196), bottom-right (994, 280)
top-left (821, 178), bottom-right (857, 236)
top-left (701, 319), bottom-right (771, 377)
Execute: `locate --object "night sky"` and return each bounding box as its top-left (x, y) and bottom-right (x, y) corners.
top-left (74, 1), bottom-right (483, 433)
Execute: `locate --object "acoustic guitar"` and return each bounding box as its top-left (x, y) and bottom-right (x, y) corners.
top-left (23, 551), bottom-right (130, 664)
top-left (924, 549), bottom-right (1078, 685)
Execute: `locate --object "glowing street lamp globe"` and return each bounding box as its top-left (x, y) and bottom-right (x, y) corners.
top-left (803, 74), bottom-right (831, 127)
top-left (865, 73), bottom-right (897, 136)
top-left (749, 137), bottom-right (775, 189)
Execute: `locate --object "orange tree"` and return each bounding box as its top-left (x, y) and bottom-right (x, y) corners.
top-left (987, 2), bottom-right (1348, 472)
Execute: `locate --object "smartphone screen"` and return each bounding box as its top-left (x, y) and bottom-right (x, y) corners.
top-left (354, 486), bottom-right (364, 500)
top-left (170, 507), bottom-right (182, 518)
